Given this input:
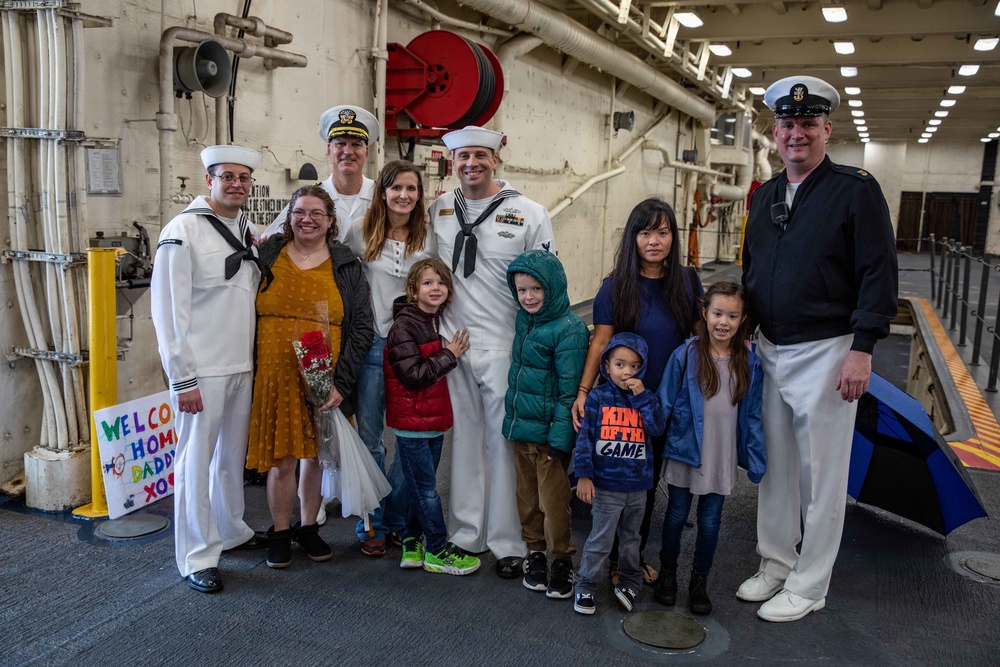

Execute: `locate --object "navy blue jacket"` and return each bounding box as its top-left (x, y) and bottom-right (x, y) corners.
top-left (656, 338), bottom-right (767, 484)
top-left (573, 333), bottom-right (666, 492)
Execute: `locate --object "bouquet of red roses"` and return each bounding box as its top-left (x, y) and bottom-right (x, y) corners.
top-left (292, 330), bottom-right (334, 407)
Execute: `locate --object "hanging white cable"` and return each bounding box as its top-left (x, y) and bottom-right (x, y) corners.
top-left (67, 12), bottom-right (88, 439)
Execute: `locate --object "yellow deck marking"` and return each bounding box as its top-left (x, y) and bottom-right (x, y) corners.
top-left (917, 298), bottom-right (1000, 471)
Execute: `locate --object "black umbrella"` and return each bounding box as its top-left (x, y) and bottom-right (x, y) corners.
top-left (849, 372), bottom-right (988, 535)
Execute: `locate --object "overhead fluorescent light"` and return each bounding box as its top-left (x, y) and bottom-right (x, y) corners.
top-left (974, 38), bottom-right (999, 52)
top-left (926, 126), bottom-right (938, 132)
top-left (996, 0), bottom-right (1000, 17)
top-left (861, 137), bottom-right (871, 143)
top-left (921, 133), bottom-right (932, 138)
top-left (853, 119), bottom-right (865, 125)
top-left (749, 86), bottom-right (766, 95)
top-left (675, 12), bottom-right (703, 28)
top-left (822, 6), bottom-right (848, 23)
top-left (947, 85), bottom-right (966, 94)
top-left (732, 68), bottom-right (753, 78)
top-left (848, 100), bottom-right (863, 107)
top-left (940, 99), bottom-right (956, 107)
top-left (851, 110), bottom-right (865, 117)
top-left (834, 41), bottom-right (855, 55)
top-left (844, 86), bottom-right (861, 95)
top-left (918, 138), bottom-right (929, 144)
top-left (928, 119), bottom-right (942, 126)
top-left (958, 64), bottom-right (980, 76)
top-left (856, 125), bottom-right (868, 132)
top-left (983, 137), bottom-right (993, 143)
top-left (990, 132), bottom-right (1000, 138)
top-left (859, 132), bottom-right (869, 138)
top-left (709, 44), bottom-right (732, 57)
top-left (841, 66), bottom-right (858, 77)
top-left (934, 111), bottom-right (949, 118)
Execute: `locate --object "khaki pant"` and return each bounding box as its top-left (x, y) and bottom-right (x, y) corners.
top-left (513, 442), bottom-right (576, 560)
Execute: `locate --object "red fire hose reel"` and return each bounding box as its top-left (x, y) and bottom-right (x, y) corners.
top-left (386, 30), bottom-right (505, 140)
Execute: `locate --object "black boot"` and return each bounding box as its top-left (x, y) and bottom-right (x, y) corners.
top-left (689, 572), bottom-right (712, 615)
top-left (653, 566), bottom-right (678, 606)
top-left (267, 527), bottom-right (293, 569)
top-left (295, 522), bottom-right (333, 562)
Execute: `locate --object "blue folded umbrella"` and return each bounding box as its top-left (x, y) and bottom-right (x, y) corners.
top-left (849, 372), bottom-right (988, 535)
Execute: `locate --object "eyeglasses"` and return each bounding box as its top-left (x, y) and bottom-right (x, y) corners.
top-left (290, 209), bottom-right (331, 221)
top-left (213, 173), bottom-right (255, 185)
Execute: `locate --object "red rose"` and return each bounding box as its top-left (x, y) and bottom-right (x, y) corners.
top-left (300, 331), bottom-right (324, 347)
top-left (307, 342), bottom-right (331, 357)
top-left (300, 355), bottom-right (315, 369)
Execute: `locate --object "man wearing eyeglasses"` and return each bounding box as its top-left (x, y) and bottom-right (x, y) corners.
top-left (263, 104), bottom-right (379, 244)
top-left (152, 145), bottom-right (271, 594)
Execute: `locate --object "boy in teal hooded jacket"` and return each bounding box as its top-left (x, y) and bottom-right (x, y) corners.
top-left (503, 249), bottom-right (590, 600)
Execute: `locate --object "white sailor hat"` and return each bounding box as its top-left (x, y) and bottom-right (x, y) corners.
top-left (442, 126), bottom-right (504, 152)
top-left (200, 145), bottom-right (261, 171)
top-left (764, 76), bottom-right (840, 118)
top-left (318, 105), bottom-right (380, 144)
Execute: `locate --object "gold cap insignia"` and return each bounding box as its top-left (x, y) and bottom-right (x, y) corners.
top-left (339, 109), bottom-right (356, 125)
top-left (792, 84), bottom-right (806, 102)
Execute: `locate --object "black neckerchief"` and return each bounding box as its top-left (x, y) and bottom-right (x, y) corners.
top-left (452, 184), bottom-right (520, 278)
top-left (189, 206), bottom-right (273, 289)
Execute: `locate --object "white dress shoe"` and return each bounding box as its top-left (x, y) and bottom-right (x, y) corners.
top-left (737, 571), bottom-right (784, 602)
top-left (757, 589), bottom-right (826, 622)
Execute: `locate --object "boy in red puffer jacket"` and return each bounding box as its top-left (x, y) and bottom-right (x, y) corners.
top-left (383, 258), bottom-right (480, 576)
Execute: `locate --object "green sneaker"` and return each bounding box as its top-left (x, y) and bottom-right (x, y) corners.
top-left (400, 537), bottom-right (425, 569)
top-left (423, 543), bottom-right (480, 576)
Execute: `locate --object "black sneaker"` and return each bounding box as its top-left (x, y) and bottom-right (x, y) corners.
top-left (523, 551), bottom-right (548, 591)
top-left (614, 586), bottom-right (637, 612)
top-left (574, 592), bottom-right (596, 615)
top-left (266, 527), bottom-right (292, 569)
top-left (546, 558), bottom-right (574, 599)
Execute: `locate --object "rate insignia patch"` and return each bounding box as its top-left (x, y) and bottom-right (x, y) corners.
top-left (496, 212), bottom-right (524, 227)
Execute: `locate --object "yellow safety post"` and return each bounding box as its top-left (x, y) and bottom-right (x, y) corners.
top-left (737, 214), bottom-right (748, 266)
top-left (73, 249), bottom-right (118, 519)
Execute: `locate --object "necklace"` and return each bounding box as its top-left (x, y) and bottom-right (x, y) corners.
top-left (292, 242), bottom-right (322, 260)
top-left (387, 225), bottom-right (408, 242)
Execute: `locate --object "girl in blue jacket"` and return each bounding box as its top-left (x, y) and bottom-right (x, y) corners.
top-left (653, 280), bottom-right (766, 615)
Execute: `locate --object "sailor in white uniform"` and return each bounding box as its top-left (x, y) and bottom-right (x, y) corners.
top-left (430, 126), bottom-right (556, 577)
top-left (151, 145), bottom-right (270, 593)
top-left (262, 104), bottom-right (380, 245)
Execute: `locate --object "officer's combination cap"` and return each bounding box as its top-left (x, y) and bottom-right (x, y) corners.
top-left (764, 76), bottom-right (840, 118)
top-left (318, 105), bottom-right (380, 145)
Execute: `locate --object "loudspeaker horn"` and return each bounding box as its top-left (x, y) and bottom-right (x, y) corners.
top-left (173, 40), bottom-right (231, 98)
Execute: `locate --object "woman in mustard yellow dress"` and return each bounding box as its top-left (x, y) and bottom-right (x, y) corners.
top-left (249, 185), bottom-right (374, 568)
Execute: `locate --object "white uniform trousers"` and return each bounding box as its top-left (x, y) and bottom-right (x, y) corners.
top-left (173, 372), bottom-right (254, 576)
top-left (447, 348), bottom-right (527, 559)
top-left (755, 334), bottom-right (858, 600)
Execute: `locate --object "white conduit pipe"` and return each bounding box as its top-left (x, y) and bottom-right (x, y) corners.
top-left (373, 0), bottom-right (389, 172)
top-left (713, 149), bottom-right (754, 202)
top-left (401, 0), bottom-right (515, 37)
top-left (492, 33), bottom-right (543, 144)
top-left (642, 141), bottom-right (734, 180)
top-left (72, 12), bottom-right (90, 358)
top-left (7, 11), bottom-right (61, 448)
top-left (549, 166), bottom-right (626, 218)
top-left (549, 113), bottom-right (670, 219)
top-left (158, 26), bottom-right (307, 223)
top-left (457, 0), bottom-right (716, 127)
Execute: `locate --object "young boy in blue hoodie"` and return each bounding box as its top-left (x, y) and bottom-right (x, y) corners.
top-left (572, 332), bottom-right (666, 615)
top-left (503, 250), bottom-right (590, 599)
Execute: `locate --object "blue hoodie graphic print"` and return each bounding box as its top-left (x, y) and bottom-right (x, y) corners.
top-left (573, 332), bottom-right (666, 492)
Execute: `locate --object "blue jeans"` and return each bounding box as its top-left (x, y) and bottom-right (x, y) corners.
top-left (575, 489), bottom-right (646, 595)
top-left (659, 484), bottom-right (726, 576)
top-left (395, 433), bottom-right (448, 554)
top-left (354, 335), bottom-right (408, 541)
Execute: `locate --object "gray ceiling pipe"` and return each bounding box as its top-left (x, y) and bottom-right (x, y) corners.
top-left (455, 0), bottom-right (717, 127)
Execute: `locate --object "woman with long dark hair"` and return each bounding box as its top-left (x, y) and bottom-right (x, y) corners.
top-left (346, 160), bottom-right (436, 557)
top-left (571, 197), bottom-right (703, 584)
